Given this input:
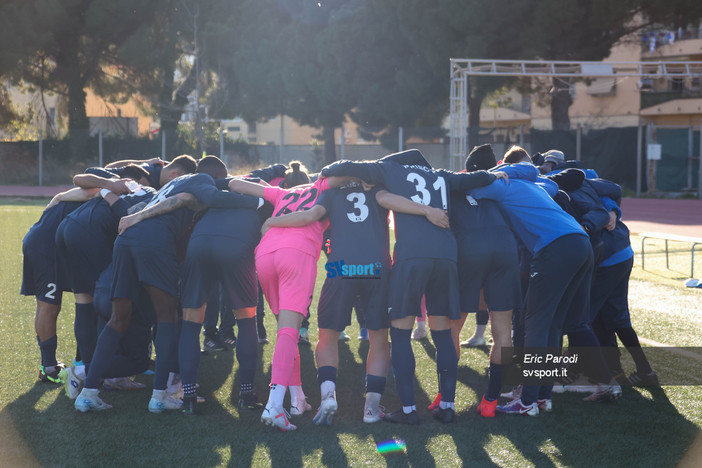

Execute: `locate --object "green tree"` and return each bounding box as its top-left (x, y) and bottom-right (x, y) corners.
top-left (0, 1), bottom-right (159, 139)
top-left (224, 0), bottom-right (364, 164)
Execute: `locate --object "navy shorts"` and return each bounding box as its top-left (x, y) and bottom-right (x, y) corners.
top-left (317, 273), bottom-right (390, 331)
top-left (21, 242), bottom-right (63, 305)
top-left (54, 218), bottom-right (113, 295)
top-left (388, 258), bottom-right (460, 321)
top-left (590, 257), bottom-right (633, 329)
top-left (456, 229), bottom-right (520, 312)
top-left (95, 264), bottom-right (156, 326)
top-left (111, 238), bottom-right (180, 303)
top-left (180, 235), bottom-right (258, 310)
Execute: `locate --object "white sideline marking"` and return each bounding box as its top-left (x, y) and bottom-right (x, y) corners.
top-left (638, 337), bottom-right (702, 361)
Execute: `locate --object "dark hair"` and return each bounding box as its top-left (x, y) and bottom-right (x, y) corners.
top-left (196, 155), bottom-right (228, 180)
top-left (283, 160), bottom-right (310, 188)
top-left (120, 164), bottom-right (150, 183)
top-left (167, 154), bottom-right (197, 175)
top-left (503, 146), bottom-right (531, 164)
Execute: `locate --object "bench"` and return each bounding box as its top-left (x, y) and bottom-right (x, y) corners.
top-left (639, 232), bottom-right (702, 278)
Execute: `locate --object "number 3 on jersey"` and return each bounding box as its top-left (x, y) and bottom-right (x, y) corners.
top-left (407, 172), bottom-right (447, 209)
top-left (346, 192), bottom-right (369, 223)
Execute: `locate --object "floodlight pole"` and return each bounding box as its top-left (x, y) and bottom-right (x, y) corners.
top-left (636, 122), bottom-right (642, 198)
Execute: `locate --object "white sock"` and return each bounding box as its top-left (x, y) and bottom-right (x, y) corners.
top-left (402, 405), bottom-right (416, 414)
top-left (439, 401), bottom-right (455, 410)
top-left (266, 384), bottom-right (287, 409)
top-left (290, 385), bottom-right (306, 405)
top-left (74, 365), bottom-right (86, 380)
top-left (417, 321), bottom-right (426, 331)
top-left (152, 389), bottom-right (165, 400)
top-left (81, 387), bottom-right (98, 396)
top-left (167, 372), bottom-right (177, 386)
top-left (365, 392), bottom-right (381, 409)
top-left (472, 324), bottom-right (486, 338)
top-left (320, 380), bottom-right (336, 399)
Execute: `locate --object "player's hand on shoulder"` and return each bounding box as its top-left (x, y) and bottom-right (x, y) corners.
top-left (118, 214), bottom-right (138, 235)
top-left (424, 206), bottom-right (450, 229)
top-left (109, 178), bottom-right (134, 195)
top-left (493, 171), bottom-right (509, 183)
top-left (606, 211), bottom-right (617, 231)
top-left (261, 218), bottom-right (274, 236)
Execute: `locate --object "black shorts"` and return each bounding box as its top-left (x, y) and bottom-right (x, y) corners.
top-left (456, 230), bottom-right (520, 312)
top-left (111, 238), bottom-right (180, 303)
top-left (317, 274), bottom-right (390, 331)
top-left (388, 258), bottom-right (460, 321)
top-left (21, 242), bottom-right (63, 305)
top-left (180, 235), bottom-right (258, 310)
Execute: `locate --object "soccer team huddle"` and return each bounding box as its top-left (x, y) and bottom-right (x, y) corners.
top-left (22, 144), bottom-right (658, 430)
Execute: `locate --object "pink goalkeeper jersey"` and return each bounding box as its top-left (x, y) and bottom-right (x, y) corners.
top-left (255, 178), bottom-right (331, 259)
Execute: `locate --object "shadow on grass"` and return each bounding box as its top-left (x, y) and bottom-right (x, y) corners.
top-left (4, 339), bottom-right (701, 467)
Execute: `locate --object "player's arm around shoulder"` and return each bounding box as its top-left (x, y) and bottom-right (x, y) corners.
top-left (46, 187), bottom-right (100, 210)
top-left (228, 177), bottom-right (266, 198)
top-left (261, 205), bottom-right (327, 236)
top-left (375, 190), bottom-right (449, 229)
top-left (73, 173), bottom-right (133, 194)
top-left (118, 193), bottom-right (203, 235)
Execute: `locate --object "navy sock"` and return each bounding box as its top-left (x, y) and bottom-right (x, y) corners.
top-left (38, 335), bottom-right (58, 368)
top-left (568, 330), bottom-right (612, 384)
top-left (615, 327), bottom-right (653, 375)
top-left (538, 385), bottom-right (553, 401)
top-left (317, 366), bottom-right (337, 386)
top-left (431, 329), bottom-right (458, 403)
top-left (476, 310), bottom-right (489, 326)
top-left (154, 322), bottom-right (178, 390)
top-left (74, 303), bottom-right (97, 366)
top-left (256, 286), bottom-right (266, 339)
top-left (389, 327), bottom-right (415, 407)
top-left (366, 374), bottom-right (386, 395)
top-left (178, 320), bottom-right (202, 389)
top-left (486, 362), bottom-right (502, 401)
top-left (85, 326), bottom-right (123, 389)
top-left (235, 317), bottom-right (258, 386)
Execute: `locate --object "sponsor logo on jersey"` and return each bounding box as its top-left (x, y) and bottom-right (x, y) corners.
top-left (325, 260), bottom-right (382, 279)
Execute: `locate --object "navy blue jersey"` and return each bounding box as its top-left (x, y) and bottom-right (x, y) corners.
top-left (449, 191), bottom-right (511, 239)
top-left (191, 207), bottom-right (262, 254)
top-left (23, 201), bottom-right (83, 250)
top-left (322, 159), bottom-right (495, 261)
top-left (85, 163), bottom-right (163, 189)
top-left (119, 173), bottom-right (258, 250)
top-left (84, 167), bottom-right (120, 178)
top-left (247, 164), bottom-right (287, 183)
top-left (65, 187), bottom-right (156, 239)
top-left (316, 186), bottom-right (391, 269)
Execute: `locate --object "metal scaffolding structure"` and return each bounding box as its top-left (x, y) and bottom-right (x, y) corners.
top-left (449, 58), bottom-right (702, 175)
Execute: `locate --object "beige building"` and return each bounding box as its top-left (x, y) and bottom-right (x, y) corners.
top-left (222, 114), bottom-right (374, 147)
top-left (489, 23), bottom-right (702, 131)
top-left (1, 83), bottom-right (154, 140)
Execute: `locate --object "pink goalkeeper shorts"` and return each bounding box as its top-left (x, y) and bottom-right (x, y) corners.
top-left (256, 248), bottom-right (318, 316)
